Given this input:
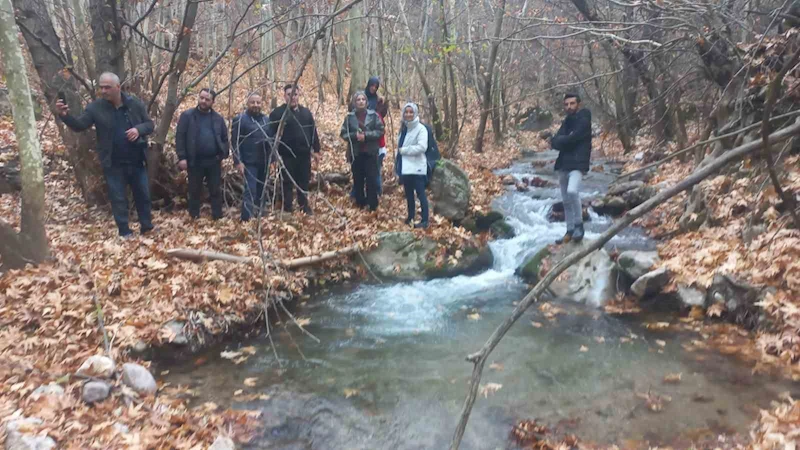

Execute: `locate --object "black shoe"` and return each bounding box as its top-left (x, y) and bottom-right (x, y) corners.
top-left (140, 225), bottom-right (154, 235)
top-left (555, 229), bottom-right (573, 244)
top-left (404, 217), bottom-right (413, 225)
top-left (414, 222), bottom-right (428, 229)
top-left (571, 224), bottom-right (585, 243)
top-left (302, 205), bottom-right (313, 216)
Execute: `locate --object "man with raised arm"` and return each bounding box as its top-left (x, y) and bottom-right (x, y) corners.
top-left (55, 72), bottom-right (155, 237)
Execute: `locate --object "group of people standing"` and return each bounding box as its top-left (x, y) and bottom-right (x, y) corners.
top-left (54, 72), bottom-right (434, 235)
top-left (340, 77), bottom-right (432, 228)
top-left (56, 74), bottom-right (320, 235)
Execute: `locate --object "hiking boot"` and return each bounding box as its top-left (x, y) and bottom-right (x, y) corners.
top-left (571, 224), bottom-right (585, 243)
top-left (555, 229), bottom-right (573, 244)
top-left (302, 205), bottom-right (314, 216)
top-left (414, 221), bottom-right (429, 229)
top-left (404, 217), bottom-right (413, 225)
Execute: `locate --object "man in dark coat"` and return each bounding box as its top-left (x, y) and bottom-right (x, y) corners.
top-left (232, 93), bottom-right (272, 221)
top-left (551, 93), bottom-right (592, 244)
top-left (175, 88), bottom-right (229, 220)
top-left (55, 72), bottom-right (155, 237)
top-left (269, 84), bottom-right (320, 215)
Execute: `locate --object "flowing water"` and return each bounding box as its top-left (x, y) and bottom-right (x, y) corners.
top-left (163, 151), bottom-right (796, 449)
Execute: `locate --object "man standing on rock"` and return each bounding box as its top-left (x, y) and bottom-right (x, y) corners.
top-left (55, 72), bottom-right (155, 237)
top-left (269, 84), bottom-right (320, 215)
top-left (175, 88), bottom-right (229, 220)
top-left (551, 93), bottom-right (591, 244)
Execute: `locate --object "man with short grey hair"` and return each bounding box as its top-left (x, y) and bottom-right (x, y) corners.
top-left (55, 72), bottom-right (155, 236)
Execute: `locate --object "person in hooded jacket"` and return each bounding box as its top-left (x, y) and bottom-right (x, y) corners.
top-left (397, 103), bottom-right (429, 228)
top-left (350, 76), bottom-right (388, 199)
top-left (551, 93), bottom-right (592, 244)
top-left (340, 91), bottom-right (385, 211)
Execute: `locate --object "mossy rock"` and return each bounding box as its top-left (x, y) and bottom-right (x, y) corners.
top-left (476, 211), bottom-right (504, 231)
top-left (489, 220), bottom-right (516, 239)
top-left (423, 245), bottom-right (494, 279)
top-left (460, 217), bottom-right (479, 234)
top-left (516, 246), bottom-right (551, 284)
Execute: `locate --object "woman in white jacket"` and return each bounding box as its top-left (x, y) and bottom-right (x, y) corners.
top-left (398, 103), bottom-right (429, 228)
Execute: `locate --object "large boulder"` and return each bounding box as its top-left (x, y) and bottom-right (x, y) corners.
top-left (616, 250), bottom-right (660, 280)
top-left (631, 267), bottom-right (670, 298)
top-left (676, 285), bottom-right (706, 308)
top-left (519, 241), bottom-right (617, 307)
top-left (591, 196), bottom-right (627, 217)
top-left (160, 320), bottom-right (188, 345)
top-left (362, 232), bottom-right (493, 281)
top-left (429, 159), bottom-right (470, 221)
top-left (361, 232), bottom-right (437, 281)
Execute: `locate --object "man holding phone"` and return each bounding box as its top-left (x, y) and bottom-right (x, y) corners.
top-left (55, 72), bottom-right (155, 237)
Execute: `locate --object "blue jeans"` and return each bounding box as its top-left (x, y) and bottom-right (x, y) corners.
top-left (402, 174), bottom-right (428, 224)
top-left (103, 163), bottom-right (152, 235)
top-left (242, 162), bottom-right (268, 221)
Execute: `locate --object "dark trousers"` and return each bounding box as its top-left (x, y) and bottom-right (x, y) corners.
top-left (352, 153), bottom-right (379, 211)
top-left (103, 163), bottom-right (152, 236)
top-left (188, 160), bottom-right (223, 219)
top-left (403, 174), bottom-right (429, 224)
top-left (350, 154), bottom-right (384, 198)
top-left (281, 153), bottom-right (311, 212)
top-left (241, 162), bottom-right (268, 221)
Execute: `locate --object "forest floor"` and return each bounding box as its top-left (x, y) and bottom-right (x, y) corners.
top-left (2, 69), bottom-right (800, 447)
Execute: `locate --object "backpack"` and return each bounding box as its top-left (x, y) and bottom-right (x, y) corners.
top-left (394, 123), bottom-right (440, 184)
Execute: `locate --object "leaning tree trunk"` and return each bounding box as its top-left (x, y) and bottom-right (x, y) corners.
top-left (14, 0), bottom-right (107, 205)
top-left (473, 0), bottom-right (505, 153)
top-left (89, 0), bottom-right (125, 80)
top-left (148, 0), bottom-right (199, 201)
top-left (0, 0), bottom-right (50, 269)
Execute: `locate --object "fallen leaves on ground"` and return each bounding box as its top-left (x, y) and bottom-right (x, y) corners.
top-left (479, 383), bottom-right (503, 398)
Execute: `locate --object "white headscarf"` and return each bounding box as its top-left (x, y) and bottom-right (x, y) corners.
top-left (402, 102), bottom-right (420, 130)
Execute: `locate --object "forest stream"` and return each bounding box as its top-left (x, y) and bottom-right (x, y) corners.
top-left (160, 151), bottom-right (796, 449)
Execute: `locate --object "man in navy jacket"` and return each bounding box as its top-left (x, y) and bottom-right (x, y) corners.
top-left (175, 88), bottom-right (229, 220)
top-left (56, 72), bottom-right (155, 237)
top-left (551, 93), bottom-right (592, 244)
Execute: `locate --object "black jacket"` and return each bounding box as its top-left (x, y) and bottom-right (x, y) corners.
top-left (552, 108), bottom-right (592, 172)
top-left (175, 107), bottom-right (229, 167)
top-left (60, 93), bottom-right (154, 169)
top-left (231, 112), bottom-right (271, 166)
top-left (340, 110), bottom-right (384, 163)
top-left (269, 104), bottom-right (321, 158)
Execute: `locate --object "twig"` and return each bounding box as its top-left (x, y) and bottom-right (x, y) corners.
top-left (448, 119), bottom-right (800, 450)
top-left (92, 294), bottom-right (111, 355)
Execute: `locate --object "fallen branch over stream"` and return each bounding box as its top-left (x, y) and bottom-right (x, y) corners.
top-left (448, 118), bottom-right (800, 450)
top-left (166, 244), bottom-right (361, 270)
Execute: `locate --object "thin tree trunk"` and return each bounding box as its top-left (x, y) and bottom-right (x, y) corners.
top-left (88, 0), bottom-right (125, 78)
top-left (473, 0), bottom-right (505, 153)
top-left (347, 2), bottom-right (366, 100)
top-left (0, 0), bottom-right (50, 268)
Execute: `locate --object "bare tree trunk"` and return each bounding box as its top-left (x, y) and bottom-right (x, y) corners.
top-left (473, 0), bottom-right (505, 153)
top-left (148, 0), bottom-right (199, 199)
top-left (0, 0), bottom-right (50, 269)
top-left (88, 0), bottom-right (125, 79)
top-left (14, 0), bottom-right (107, 205)
top-left (347, 2), bottom-right (366, 100)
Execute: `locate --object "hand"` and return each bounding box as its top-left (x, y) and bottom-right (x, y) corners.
top-left (356, 132), bottom-right (365, 142)
top-left (55, 100), bottom-right (69, 117)
top-left (178, 160), bottom-right (188, 171)
top-left (236, 163), bottom-right (244, 175)
top-left (125, 128), bottom-right (140, 142)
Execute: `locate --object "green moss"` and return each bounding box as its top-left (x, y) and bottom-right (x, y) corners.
top-left (516, 246), bottom-right (551, 284)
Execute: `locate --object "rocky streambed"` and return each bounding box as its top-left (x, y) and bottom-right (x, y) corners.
top-left (154, 151), bottom-right (796, 450)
